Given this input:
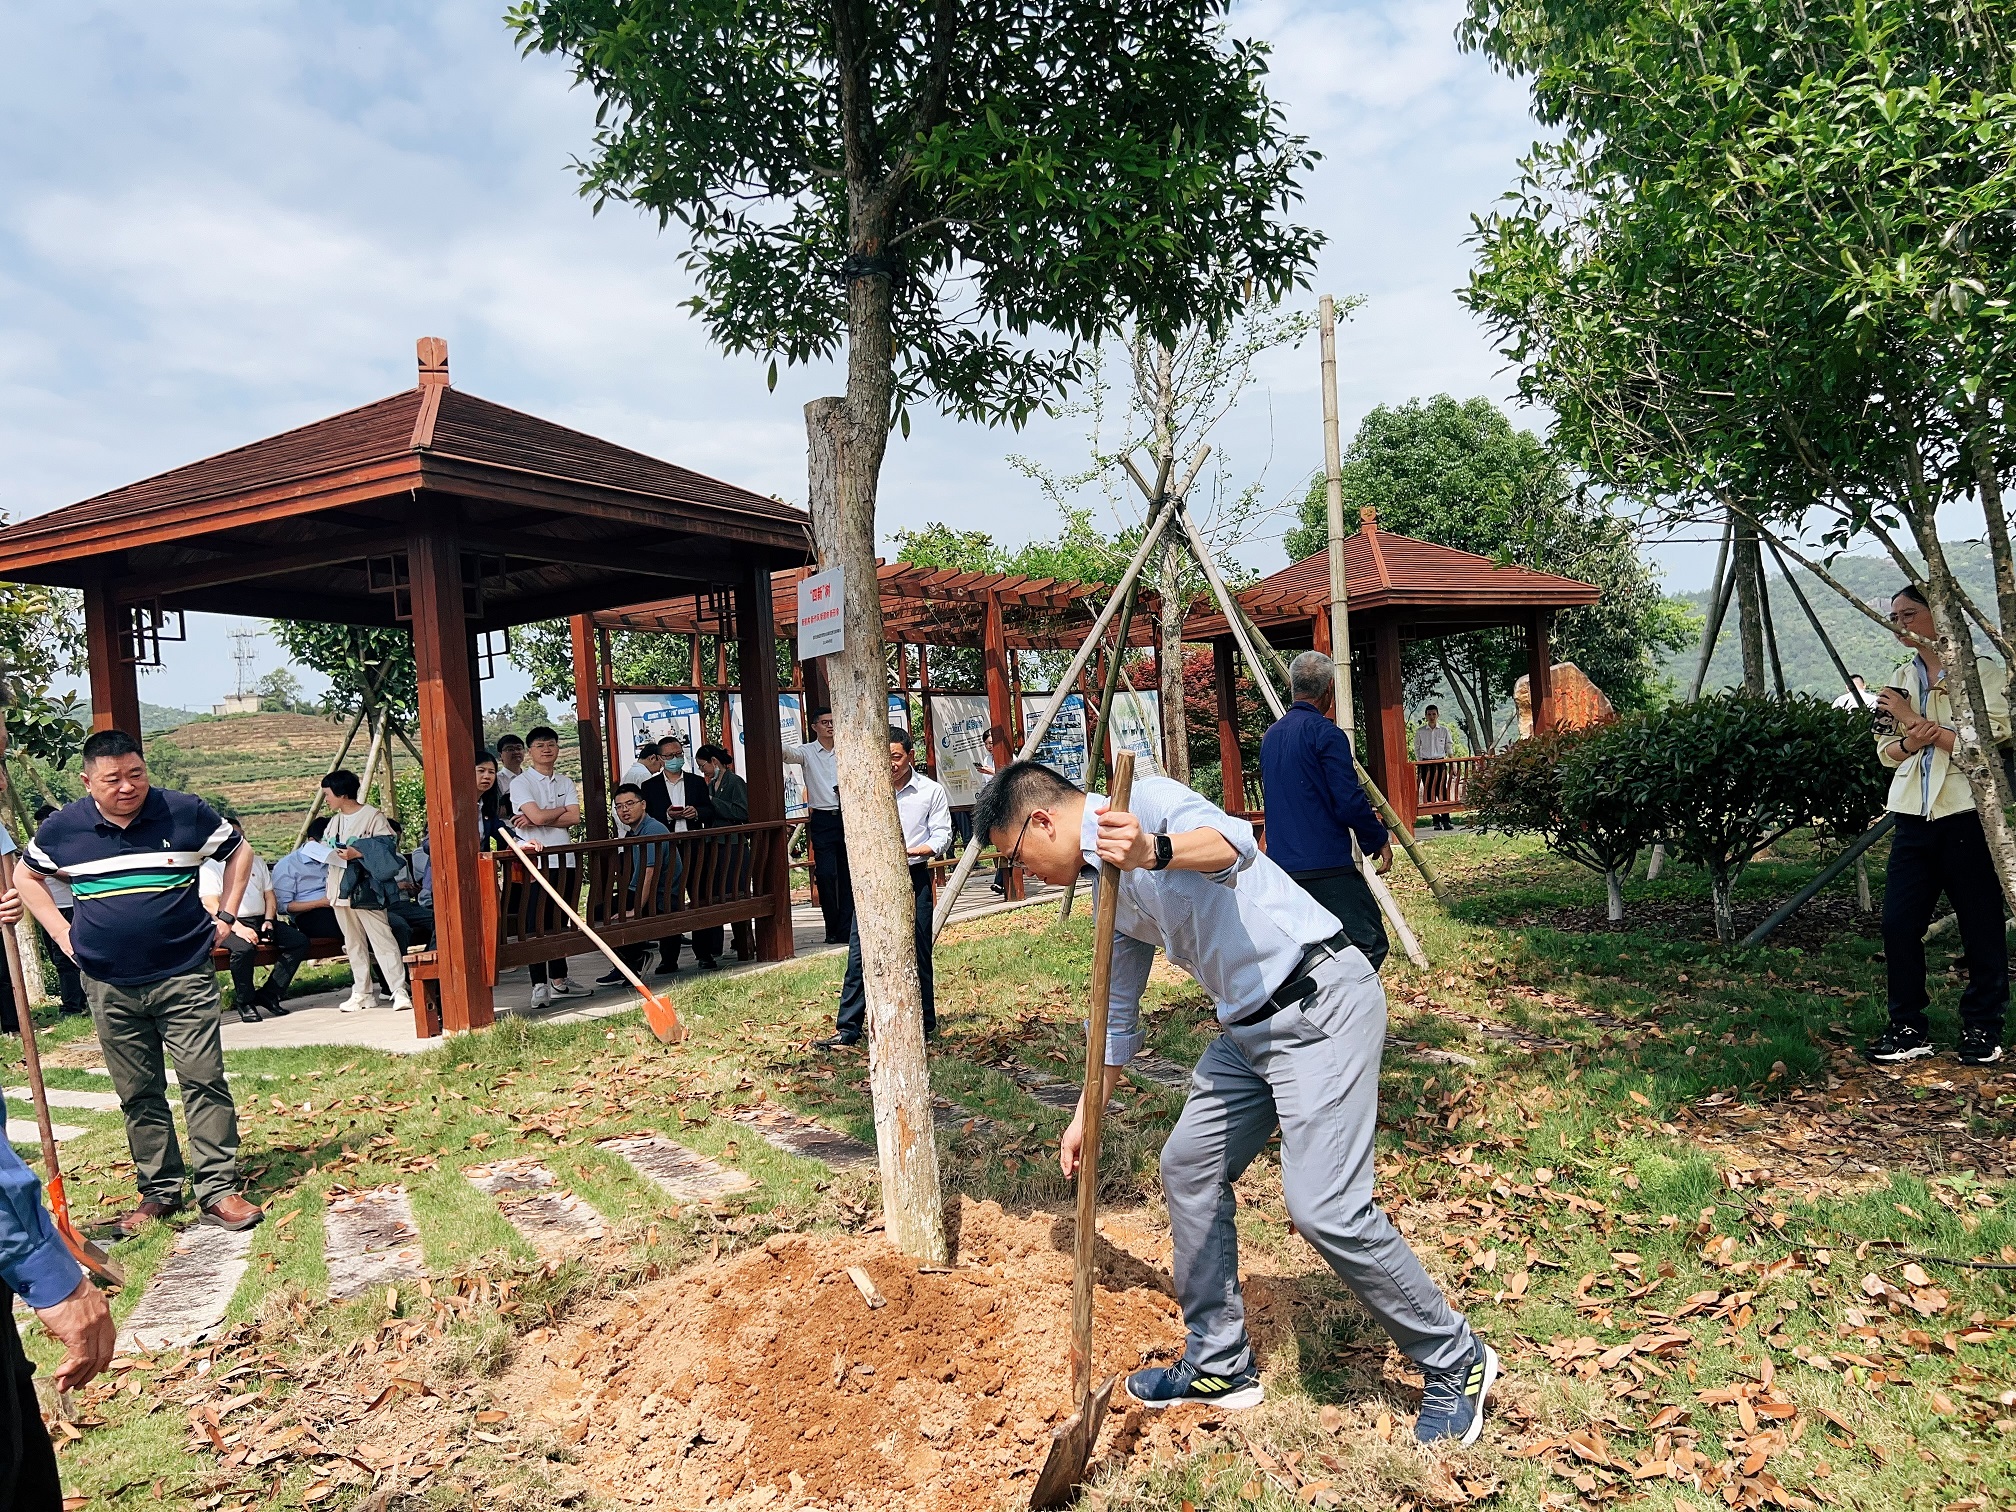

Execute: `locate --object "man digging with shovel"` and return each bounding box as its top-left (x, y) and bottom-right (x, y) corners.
top-left (975, 761), bottom-right (1496, 1445)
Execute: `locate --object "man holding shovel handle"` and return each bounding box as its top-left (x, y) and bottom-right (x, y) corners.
top-left (976, 760), bottom-right (1495, 1444)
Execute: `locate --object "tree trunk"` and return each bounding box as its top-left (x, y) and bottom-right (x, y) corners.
top-left (1156, 535), bottom-right (1190, 783)
top-left (1968, 429), bottom-right (2016, 728)
top-left (1710, 869), bottom-right (1736, 945)
top-left (1856, 853), bottom-right (1872, 914)
top-left (801, 246), bottom-right (946, 1262)
top-left (1605, 868), bottom-right (1624, 923)
top-left (1732, 521), bottom-right (1767, 696)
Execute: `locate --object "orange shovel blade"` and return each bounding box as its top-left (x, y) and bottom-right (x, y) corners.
top-left (641, 990), bottom-right (686, 1045)
top-left (47, 1177), bottom-right (124, 1286)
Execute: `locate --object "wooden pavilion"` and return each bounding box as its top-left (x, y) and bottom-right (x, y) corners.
top-left (1186, 508), bottom-right (1602, 828)
top-left (0, 338), bottom-right (812, 1035)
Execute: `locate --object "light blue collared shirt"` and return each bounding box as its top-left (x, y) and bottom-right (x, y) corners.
top-left (1086, 776), bottom-right (1343, 1067)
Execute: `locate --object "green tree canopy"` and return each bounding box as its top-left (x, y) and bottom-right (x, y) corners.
top-left (1286, 395), bottom-right (1693, 738)
top-left (269, 624), bottom-right (416, 725)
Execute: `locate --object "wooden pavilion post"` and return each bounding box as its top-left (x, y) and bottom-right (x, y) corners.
top-left (739, 560), bottom-right (795, 962)
top-left (1213, 637), bottom-right (1245, 812)
top-left (83, 581), bottom-right (141, 742)
top-left (1527, 611), bottom-right (1556, 734)
top-left (409, 516), bottom-right (492, 1033)
top-left (981, 589), bottom-right (1022, 898)
top-left (570, 614), bottom-right (610, 839)
top-left (1372, 616), bottom-right (1416, 832)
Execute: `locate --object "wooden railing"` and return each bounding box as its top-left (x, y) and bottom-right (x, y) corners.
top-left (1415, 756), bottom-right (1485, 815)
top-left (492, 822), bottom-right (792, 970)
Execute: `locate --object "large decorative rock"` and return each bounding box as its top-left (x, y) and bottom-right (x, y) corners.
top-left (1514, 662), bottom-right (1617, 737)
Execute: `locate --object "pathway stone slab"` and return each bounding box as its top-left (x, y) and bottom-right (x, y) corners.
top-left (6, 1086), bottom-right (124, 1112)
top-left (601, 1135), bottom-right (760, 1200)
top-left (932, 1100), bottom-right (997, 1138)
top-left (324, 1186), bottom-right (425, 1301)
top-left (6, 1122), bottom-right (85, 1144)
top-left (1126, 1055), bottom-right (1193, 1089)
top-left (116, 1224), bottom-right (253, 1353)
top-left (731, 1107), bottom-right (877, 1169)
top-left (466, 1159), bottom-right (606, 1258)
top-left (994, 1061), bottom-right (1121, 1114)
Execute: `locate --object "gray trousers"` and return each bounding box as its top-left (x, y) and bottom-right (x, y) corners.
top-left (1161, 949), bottom-right (1475, 1376)
top-left (84, 968), bottom-right (242, 1207)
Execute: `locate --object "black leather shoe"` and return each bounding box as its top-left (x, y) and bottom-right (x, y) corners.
top-left (814, 1033), bottom-right (862, 1050)
top-left (234, 1002), bottom-right (262, 1025)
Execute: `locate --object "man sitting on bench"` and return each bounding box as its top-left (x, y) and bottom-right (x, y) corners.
top-left (203, 817), bottom-right (301, 1025)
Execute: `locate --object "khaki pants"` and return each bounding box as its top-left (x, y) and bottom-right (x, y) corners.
top-left (335, 905), bottom-right (408, 1005)
top-left (84, 967), bottom-right (242, 1208)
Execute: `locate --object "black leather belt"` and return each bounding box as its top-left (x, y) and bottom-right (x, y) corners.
top-left (1229, 930), bottom-right (1352, 1028)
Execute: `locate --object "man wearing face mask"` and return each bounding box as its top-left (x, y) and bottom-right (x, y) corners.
top-left (653, 736), bottom-right (718, 973)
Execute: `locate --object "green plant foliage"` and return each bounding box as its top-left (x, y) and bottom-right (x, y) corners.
top-left (1619, 693), bottom-right (1887, 943)
top-left (0, 692), bottom-right (86, 771)
top-left (1471, 724), bottom-right (1653, 918)
top-left (270, 624), bottom-right (416, 724)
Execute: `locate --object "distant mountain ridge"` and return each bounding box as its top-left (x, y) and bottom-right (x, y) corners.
top-left (1656, 540), bottom-right (2000, 697)
top-left (140, 701), bottom-right (200, 733)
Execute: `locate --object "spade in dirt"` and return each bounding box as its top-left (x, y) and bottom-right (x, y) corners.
top-left (1030, 753), bottom-right (1134, 1509)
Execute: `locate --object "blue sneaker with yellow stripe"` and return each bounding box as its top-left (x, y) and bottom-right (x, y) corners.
top-left (1415, 1342), bottom-right (1497, 1445)
top-left (1125, 1358), bottom-right (1263, 1411)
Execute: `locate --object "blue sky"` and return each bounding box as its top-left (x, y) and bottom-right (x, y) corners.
top-left (1, 1), bottom-right (1708, 712)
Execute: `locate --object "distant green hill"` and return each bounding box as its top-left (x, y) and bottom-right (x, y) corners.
top-left (1657, 540), bottom-right (2000, 696)
top-left (140, 701), bottom-right (200, 733)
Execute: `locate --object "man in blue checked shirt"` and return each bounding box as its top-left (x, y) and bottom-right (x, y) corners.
top-left (974, 761), bottom-right (1495, 1445)
top-left (0, 889), bottom-right (116, 1507)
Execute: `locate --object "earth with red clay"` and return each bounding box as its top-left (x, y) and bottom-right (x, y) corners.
top-left (501, 1198), bottom-right (1238, 1509)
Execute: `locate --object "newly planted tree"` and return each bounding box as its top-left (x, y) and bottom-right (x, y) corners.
top-left (1470, 725), bottom-right (1649, 920)
top-left (512, 0), bottom-right (1320, 1258)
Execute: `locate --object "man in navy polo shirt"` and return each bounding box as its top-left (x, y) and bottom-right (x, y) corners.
top-left (11, 731), bottom-right (264, 1235)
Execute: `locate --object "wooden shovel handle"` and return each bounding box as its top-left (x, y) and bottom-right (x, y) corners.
top-left (1069, 752), bottom-right (1135, 1405)
top-left (0, 856), bottom-right (63, 1185)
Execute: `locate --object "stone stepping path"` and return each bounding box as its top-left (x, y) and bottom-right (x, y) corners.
top-left (932, 1099), bottom-right (997, 1137)
top-left (602, 1135), bottom-right (761, 1199)
top-left (1126, 1055), bottom-right (1193, 1089)
top-left (465, 1159), bottom-right (606, 1258)
top-left (116, 1223), bottom-right (254, 1353)
top-left (6, 1085), bottom-right (124, 1112)
top-left (731, 1106), bottom-right (877, 1169)
top-left (993, 1061), bottom-right (1122, 1114)
top-left (324, 1187), bottom-right (426, 1301)
top-left (5, 1121), bottom-right (86, 1144)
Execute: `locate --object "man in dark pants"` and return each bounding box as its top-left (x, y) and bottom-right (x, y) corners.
top-left (30, 806), bottom-right (87, 1017)
top-left (654, 737), bottom-right (719, 973)
top-left (786, 708), bottom-right (851, 943)
top-left (1258, 651), bottom-right (1393, 970)
top-left (818, 727), bottom-right (948, 1049)
top-left (691, 745), bottom-right (750, 968)
top-left (0, 886), bottom-right (115, 1507)
top-left (1870, 584), bottom-right (2009, 1066)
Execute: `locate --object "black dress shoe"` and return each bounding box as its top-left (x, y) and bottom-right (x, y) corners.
top-left (234, 1003), bottom-right (262, 1025)
top-left (814, 1032), bottom-right (862, 1050)
top-left (261, 998), bottom-right (290, 1017)
top-left (697, 957), bottom-right (722, 972)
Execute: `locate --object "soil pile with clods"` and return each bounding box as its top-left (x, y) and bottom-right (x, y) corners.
top-left (501, 1198), bottom-right (1196, 1509)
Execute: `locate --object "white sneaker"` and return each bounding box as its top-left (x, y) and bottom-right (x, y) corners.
top-left (390, 996), bottom-right (413, 1015)
top-left (530, 983), bottom-right (551, 1009)
top-left (339, 997), bottom-right (373, 1014)
top-left (548, 978), bottom-right (587, 998)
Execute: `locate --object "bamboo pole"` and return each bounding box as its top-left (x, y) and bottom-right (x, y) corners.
top-left (1318, 294), bottom-right (1357, 733)
top-left (1064, 580), bottom-right (1144, 923)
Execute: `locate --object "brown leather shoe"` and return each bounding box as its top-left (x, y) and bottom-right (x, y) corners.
top-left (111, 1198), bottom-right (181, 1237)
top-left (199, 1195), bottom-right (264, 1232)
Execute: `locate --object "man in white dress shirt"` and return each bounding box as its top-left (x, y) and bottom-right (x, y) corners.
top-left (785, 707), bottom-right (851, 943)
top-left (818, 725), bottom-right (950, 1048)
top-left (511, 726), bottom-right (586, 1007)
top-left (1412, 705), bottom-right (1457, 831)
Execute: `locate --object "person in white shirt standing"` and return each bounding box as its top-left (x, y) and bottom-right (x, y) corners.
top-left (1832, 674), bottom-right (1878, 711)
top-left (818, 725), bottom-right (950, 1049)
top-left (784, 708), bottom-right (851, 943)
top-left (1411, 705), bottom-right (1458, 831)
top-left (511, 726), bottom-right (586, 1007)
top-left (320, 771), bottom-right (411, 1015)
top-left (493, 734), bottom-right (527, 808)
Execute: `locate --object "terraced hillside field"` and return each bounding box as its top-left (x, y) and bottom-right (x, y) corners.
top-left (147, 712), bottom-right (353, 854)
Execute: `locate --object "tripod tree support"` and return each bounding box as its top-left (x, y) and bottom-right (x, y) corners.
top-left (1741, 816), bottom-right (1895, 949)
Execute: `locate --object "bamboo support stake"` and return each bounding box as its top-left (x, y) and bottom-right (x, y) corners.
top-left (1318, 295), bottom-right (1357, 732)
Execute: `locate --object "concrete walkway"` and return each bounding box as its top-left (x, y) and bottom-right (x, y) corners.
top-left (219, 875), bottom-right (1067, 1055)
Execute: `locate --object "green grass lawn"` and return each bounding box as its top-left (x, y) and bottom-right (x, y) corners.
top-left (16, 827), bottom-right (2015, 1510)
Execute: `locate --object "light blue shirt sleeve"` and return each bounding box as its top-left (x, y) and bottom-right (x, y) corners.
top-left (0, 1104), bottom-right (83, 1307)
top-left (1102, 930), bottom-right (1156, 1067)
top-left (925, 780), bottom-right (953, 857)
top-left (1137, 778), bottom-right (1256, 883)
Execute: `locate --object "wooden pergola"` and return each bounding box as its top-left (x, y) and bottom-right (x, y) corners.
top-left (1186, 510), bottom-right (1601, 828)
top-left (0, 338), bottom-right (811, 1034)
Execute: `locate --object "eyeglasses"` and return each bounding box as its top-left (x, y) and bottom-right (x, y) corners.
top-left (1005, 811), bottom-right (1036, 871)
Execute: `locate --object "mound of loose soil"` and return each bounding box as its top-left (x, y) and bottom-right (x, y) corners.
top-left (502, 1199), bottom-right (1195, 1509)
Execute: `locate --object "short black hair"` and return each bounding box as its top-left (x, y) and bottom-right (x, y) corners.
top-left (1424, 704), bottom-right (1439, 714)
top-left (476, 747), bottom-right (498, 767)
top-left (809, 706), bottom-right (832, 723)
top-left (889, 725), bottom-right (914, 753)
top-left (80, 729), bottom-right (142, 768)
top-left (613, 782), bottom-right (645, 800)
top-left (321, 769), bottom-right (362, 801)
top-left (496, 733), bottom-right (524, 751)
top-left (304, 815), bottom-right (331, 842)
top-left (695, 743), bottom-right (730, 765)
top-left (1893, 583), bottom-right (1930, 608)
top-left (525, 725), bottom-right (559, 745)
top-left (637, 741), bottom-right (663, 758)
top-left (33, 802), bottom-right (56, 824)
top-left (657, 734), bottom-right (684, 751)
top-left (973, 761), bottom-right (1078, 842)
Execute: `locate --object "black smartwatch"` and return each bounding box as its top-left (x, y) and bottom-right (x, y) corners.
top-left (215, 910), bottom-right (238, 925)
top-left (1149, 832), bottom-right (1174, 871)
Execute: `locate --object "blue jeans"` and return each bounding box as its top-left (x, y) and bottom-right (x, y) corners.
top-left (836, 861), bottom-right (935, 1040)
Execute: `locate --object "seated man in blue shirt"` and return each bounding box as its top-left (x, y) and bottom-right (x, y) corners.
top-left (270, 816), bottom-right (342, 946)
top-left (1259, 650), bottom-right (1393, 970)
top-left (0, 885), bottom-right (118, 1506)
top-left (974, 761), bottom-right (1493, 1445)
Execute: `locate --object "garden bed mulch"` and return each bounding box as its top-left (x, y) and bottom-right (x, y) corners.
top-left (1516, 892), bottom-right (1883, 952)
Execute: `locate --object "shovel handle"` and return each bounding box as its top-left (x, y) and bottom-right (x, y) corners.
top-left (0, 856), bottom-right (64, 1188)
top-left (497, 831), bottom-right (655, 999)
top-left (1069, 753), bottom-right (1134, 1406)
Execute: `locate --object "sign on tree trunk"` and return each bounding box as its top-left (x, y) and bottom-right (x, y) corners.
top-left (797, 567), bottom-right (845, 661)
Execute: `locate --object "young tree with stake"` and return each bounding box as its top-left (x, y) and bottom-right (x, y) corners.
top-left (511, 0), bottom-right (1321, 1260)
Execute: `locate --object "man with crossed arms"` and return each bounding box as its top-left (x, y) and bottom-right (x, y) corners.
top-left (973, 760), bottom-right (1494, 1442)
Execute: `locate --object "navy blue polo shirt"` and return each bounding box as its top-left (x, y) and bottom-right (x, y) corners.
top-left (25, 788), bottom-right (241, 987)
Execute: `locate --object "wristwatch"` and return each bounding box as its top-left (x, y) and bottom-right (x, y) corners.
top-left (1149, 832), bottom-right (1174, 871)
top-left (215, 910), bottom-right (237, 925)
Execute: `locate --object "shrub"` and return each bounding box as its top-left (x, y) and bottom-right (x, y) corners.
top-left (1470, 725), bottom-right (1654, 920)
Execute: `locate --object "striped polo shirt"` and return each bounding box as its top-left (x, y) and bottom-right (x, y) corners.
top-left (25, 788), bottom-right (240, 987)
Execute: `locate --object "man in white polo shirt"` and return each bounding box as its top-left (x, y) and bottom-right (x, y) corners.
top-left (784, 707), bottom-right (850, 943)
top-left (510, 726), bottom-right (585, 1007)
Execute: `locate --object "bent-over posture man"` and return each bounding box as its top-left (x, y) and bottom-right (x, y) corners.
top-left (975, 761), bottom-right (1494, 1443)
